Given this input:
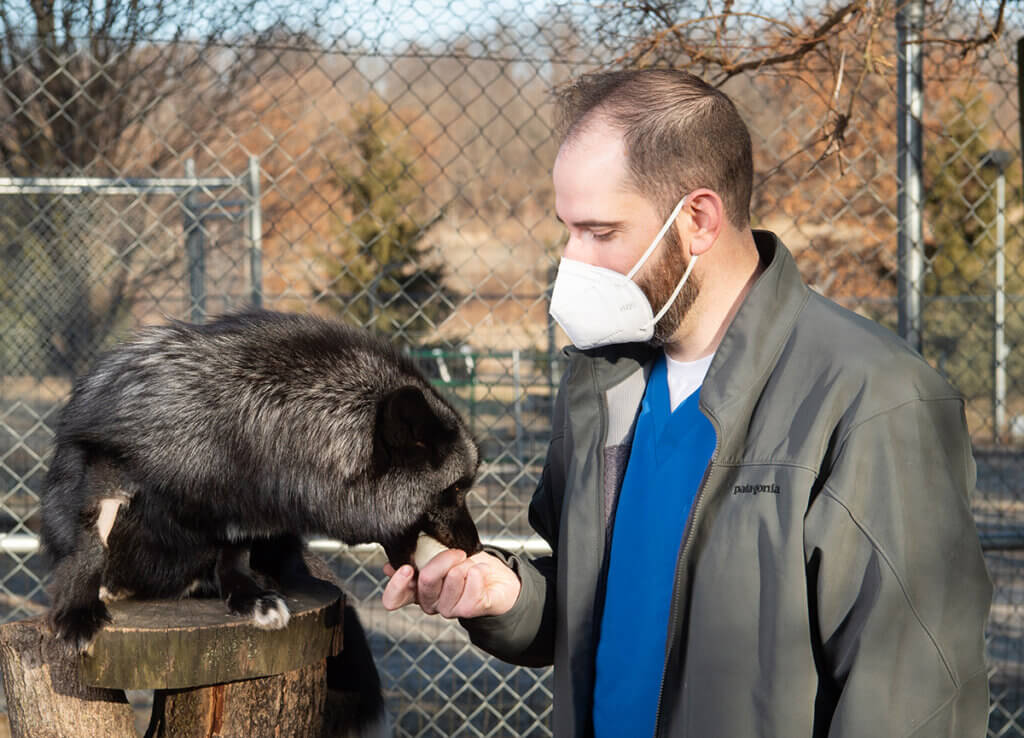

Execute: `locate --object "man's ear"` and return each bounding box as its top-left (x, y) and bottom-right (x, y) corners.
top-left (372, 386), bottom-right (456, 472)
top-left (682, 188), bottom-right (724, 256)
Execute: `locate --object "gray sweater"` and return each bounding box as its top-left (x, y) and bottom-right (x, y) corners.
top-left (463, 231), bottom-right (992, 737)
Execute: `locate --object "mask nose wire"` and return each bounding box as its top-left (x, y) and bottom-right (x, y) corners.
top-left (626, 194), bottom-right (690, 281)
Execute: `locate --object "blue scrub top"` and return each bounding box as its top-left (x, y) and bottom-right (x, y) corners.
top-left (593, 355), bottom-right (717, 737)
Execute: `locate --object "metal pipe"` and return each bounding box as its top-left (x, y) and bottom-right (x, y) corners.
top-left (995, 166), bottom-right (1007, 441)
top-left (980, 151), bottom-right (1013, 441)
top-left (247, 156), bottom-right (264, 308)
top-left (0, 533), bottom-right (555, 557)
top-left (897, 0), bottom-right (925, 353)
top-left (0, 176), bottom-right (238, 195)
top-left (308, 535), bottom-right (553, 557)
top-left (184, 159), bottom-right (206, 323)
top-left (513, 348), bottom-right (523, 464)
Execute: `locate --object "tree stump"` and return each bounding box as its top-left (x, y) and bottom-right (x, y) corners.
top-left (0, 585), bottom-right (346, 738)
top-left (145, 659), bottom-right (329, 738)
top-left (0, 617), bottom-right (136, 738)
top-left (81, 590), bottom-right (343, 689)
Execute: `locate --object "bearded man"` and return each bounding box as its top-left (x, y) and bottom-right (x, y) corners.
top-left (383, 68), bottom-right (992, 738)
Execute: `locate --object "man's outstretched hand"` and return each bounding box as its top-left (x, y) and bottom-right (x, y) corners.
top-left (382, 548), bottom-right (521, 619)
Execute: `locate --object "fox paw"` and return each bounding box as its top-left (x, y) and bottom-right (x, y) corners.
top-left (49, 601), bottom-right (111, 652)
top-left (227, 591), bottom-right (291, 630)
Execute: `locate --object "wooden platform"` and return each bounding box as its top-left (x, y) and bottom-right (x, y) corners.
top-left (83, 590), bottom-right (344, 689)
top-left (0, 584), bottom-right (349, 738)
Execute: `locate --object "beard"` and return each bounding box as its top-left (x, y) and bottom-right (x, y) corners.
top-left (637, 225), bottom-right (700, 346)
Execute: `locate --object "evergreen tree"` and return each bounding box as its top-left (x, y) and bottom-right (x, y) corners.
top-left (317, 97), bottom-right (450, 339)
top-left (920, 94), bottom-right (1021, 400)
top-left (924, 95), bottom-right (1008, 298)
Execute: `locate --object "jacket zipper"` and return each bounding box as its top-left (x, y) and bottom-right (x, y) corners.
top-left (591, 363), bottom-right (615, 667)
top-left (652, 409), bottom-right (721, 738)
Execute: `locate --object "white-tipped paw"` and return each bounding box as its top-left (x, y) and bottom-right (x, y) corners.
top-left (252, 594), bottom-right (291, 630)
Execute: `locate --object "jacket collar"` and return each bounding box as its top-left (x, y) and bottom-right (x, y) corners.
top-left (699, 230), bottom-right (809, 419)
top-left (562, 231), bottom-right (809, 422)
top-left (563, 341), bottom-right (657, 392)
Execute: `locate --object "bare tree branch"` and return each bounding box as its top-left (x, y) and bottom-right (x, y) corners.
top-left (677, 1), bottom-right (866, 81)
top-left (591, 0), bottom-right (1006, 188)
top-left (916, 0), bottom-right (1007, 56)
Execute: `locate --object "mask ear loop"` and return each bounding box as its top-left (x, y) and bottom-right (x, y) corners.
top-left (626, 194), bottom-right (690, 281)
top-left (651, 254), bottom-right (698, 325)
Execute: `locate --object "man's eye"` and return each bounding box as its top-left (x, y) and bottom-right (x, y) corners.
top-left (591, 230), bottom-right (615, 242)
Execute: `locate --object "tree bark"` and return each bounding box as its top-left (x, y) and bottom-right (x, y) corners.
top-left (0, 617), bottom-right (136, 738)
top-left (0, 555), bottom-right (359, 738)
top-left (145, 660), bottom-right (329, 738)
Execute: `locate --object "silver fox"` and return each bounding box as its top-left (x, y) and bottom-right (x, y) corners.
top-left (40, 310), bottom-right (482, 652)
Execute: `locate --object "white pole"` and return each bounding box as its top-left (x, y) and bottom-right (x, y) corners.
top-left (897, 0), bottom-right (924, 352)
top-left (994, 167), bottom-right (1007, 441)
top-left (247, 156), bottom-right (263, 308)
top-left (184, 158), bottom-right (205, 322)
top-left (513, 349), bottom-right (523, 464)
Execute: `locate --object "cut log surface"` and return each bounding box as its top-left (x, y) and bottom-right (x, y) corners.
top-left (81, 587), bottom-right (344, 690)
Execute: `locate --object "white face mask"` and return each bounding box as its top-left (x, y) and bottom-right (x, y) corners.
top-left (549, 195), bottom-right (696, 349)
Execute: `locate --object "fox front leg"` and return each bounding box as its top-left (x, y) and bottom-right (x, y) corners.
top-left (216, 544), bottom-right (291, 630)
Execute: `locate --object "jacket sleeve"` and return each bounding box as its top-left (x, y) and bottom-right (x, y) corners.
top-left (459, 368), bottom-right (570, 667)
top-left (804, 396), bottom-right (993, 737)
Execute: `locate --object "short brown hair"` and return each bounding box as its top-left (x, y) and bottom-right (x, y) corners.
top-left (555, 69), bottom-right (753, 228)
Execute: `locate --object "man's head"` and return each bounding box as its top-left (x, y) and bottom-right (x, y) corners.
top-left (551, 69), bottom-right (755, 348)
top-left (555, 68), bottom-right (753, 230)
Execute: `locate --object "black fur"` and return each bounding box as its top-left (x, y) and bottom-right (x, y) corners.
top-left (39, 310), bottom-right (482, 650)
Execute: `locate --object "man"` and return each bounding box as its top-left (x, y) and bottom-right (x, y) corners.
top-left (382, 68), bottom-right (993, 737)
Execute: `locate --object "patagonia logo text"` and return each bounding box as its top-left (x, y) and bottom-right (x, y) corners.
top-left (733, 483), bottom-right (780, 496)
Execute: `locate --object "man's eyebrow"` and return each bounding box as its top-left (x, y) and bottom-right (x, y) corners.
top-left (554, 215), bottom-right (626, 229)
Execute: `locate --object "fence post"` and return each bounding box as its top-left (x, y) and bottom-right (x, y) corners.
top-left (513, 348), bottom-right (523, 464)
top-left (981, 150), bottom-right (1012, 442)
top-left (897, 0), bottom-right (925, 353)
top-left (247, 156), bottom-right (264, 308)
top-left (462, 346), bottom-right (477, 437)
top-left (183, 158), bottom-right (206, 323)
top-left (996, 162), bottom-right (1007, 442)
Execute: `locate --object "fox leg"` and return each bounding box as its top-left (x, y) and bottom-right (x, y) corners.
top-left (216, 544), bottom-right (291, 630)
top-left (42, 452), bottom-right (129, 649)
top-left (248, 534), bottom-right (305, 582)
top-left (47, 487), bottom-right (133, 650)
top-left (47, 528), bottom-right (111, 651)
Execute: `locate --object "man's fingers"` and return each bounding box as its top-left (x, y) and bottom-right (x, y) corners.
top-left (434, 560), bottom-right (470, 618)
top-left (381, 564), bottom-right (416, 611)
top-left (452, 563), bottom-right (491, 618)
top-left (381, 549), bottom-right (519, 619)
top-left (417, 548), bottom-right (467, 614)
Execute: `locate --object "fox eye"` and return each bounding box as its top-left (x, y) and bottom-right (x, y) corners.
top-left (444, 476), bottom-right (474, 503)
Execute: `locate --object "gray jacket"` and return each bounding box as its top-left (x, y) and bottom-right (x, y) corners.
top-left (463, 232), bottom-right (993, 737)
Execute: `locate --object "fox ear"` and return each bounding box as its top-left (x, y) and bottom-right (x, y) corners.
top-left (373, 386), bottom-right (456, 472)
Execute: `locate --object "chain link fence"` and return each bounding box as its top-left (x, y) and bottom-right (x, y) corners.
top-left (0, 0), bottom-right (1021, 734)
